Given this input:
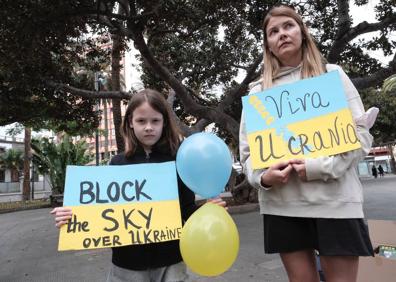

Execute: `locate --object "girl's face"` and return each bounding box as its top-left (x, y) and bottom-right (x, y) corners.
top-left (266, 15), bottom-right (303, 67)
top-left (130, 101), bottom-right (164, 152)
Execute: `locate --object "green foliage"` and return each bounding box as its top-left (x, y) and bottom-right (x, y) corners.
top-left (0, 0), bottom-right (106, 133)
top-left (5, 124), bottom-right (24, 137)
top-left (360, 87), bottom-right (396, 143)
top-left (31, 135), bottom-right (92, 194)
top-left (139, 0), bottom-right (394, 92)
top-left (0, 149), bottom-right (24, 170)
top-left (139, 0), bottom-right (270, 92)
top-left (0, 0), bottom-right (395, 143)
top-left (383, 74), bottom-right (396, 94)
top-left (136, 0), bottom-right (395, 134)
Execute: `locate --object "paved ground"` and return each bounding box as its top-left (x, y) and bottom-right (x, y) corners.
top-left (1, 175), bottom-right (395, 282)
top-left (361, 175), bottom-right (396, 220)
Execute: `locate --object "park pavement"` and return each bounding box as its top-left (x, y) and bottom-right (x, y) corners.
top-left (1, 174), bottom-right (396, 282)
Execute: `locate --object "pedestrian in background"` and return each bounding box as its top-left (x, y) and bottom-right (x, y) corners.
top-left (378, 164), bottom-right (384, 177)
top-left (372, 165), bottom-right (378, 178)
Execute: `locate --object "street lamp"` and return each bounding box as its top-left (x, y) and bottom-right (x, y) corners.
top-left (30, 162), bottom-right (35, 200)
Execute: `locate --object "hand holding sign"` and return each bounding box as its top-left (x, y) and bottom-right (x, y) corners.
top-left (261, 160), bottom-right (293, 186)
top-left (176, 133), bottom-right (232, 198)
top-left (51, 207), bottom-right (72, 228)
top-left (180, 203), bottom-right (239, 276)
top-left (289, 159), bottom-right (307, 181)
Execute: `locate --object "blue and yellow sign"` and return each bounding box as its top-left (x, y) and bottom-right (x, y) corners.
top-left (58, 162), bottom-right (182, 251)
top-left (242, 71), bottom-right (361, 169)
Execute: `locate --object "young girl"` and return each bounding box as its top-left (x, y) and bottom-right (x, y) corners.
top-left (239, 5), bottom-right (374, 282)
top-left (52, 88), bottom-right (226, 282)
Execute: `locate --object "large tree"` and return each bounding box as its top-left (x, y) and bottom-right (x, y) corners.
top-left (0, 0), bottom-right (110, 134)
top-left (1, 1), bottom-right (395, 201)
top-left (2, 1), bottom-right (395, 138)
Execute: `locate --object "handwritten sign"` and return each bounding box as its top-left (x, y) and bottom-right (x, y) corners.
top-left (242, 71), bottom-right (361, 169)
top-left (58, 161), bottom-right (182, 251)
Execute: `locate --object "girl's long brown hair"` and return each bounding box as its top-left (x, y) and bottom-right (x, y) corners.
top-left (262, 5), bottom-right (325, 89)
top-left (121, 89), bottom-right (181, 157)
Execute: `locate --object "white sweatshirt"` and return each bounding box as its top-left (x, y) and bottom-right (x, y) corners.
top-left (239, 64), bottom-right (373, 218)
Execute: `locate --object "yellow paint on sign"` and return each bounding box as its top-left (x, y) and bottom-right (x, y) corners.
top-left (248, 109), bottom-right (361, 169)
top-left (58, 200), bottom-right (182, 251)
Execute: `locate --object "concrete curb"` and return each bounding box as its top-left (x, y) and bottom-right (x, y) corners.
top-left (0, 202), bottom-right (51, 214)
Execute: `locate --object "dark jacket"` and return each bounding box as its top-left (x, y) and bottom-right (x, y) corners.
top-left (108, 145), bottom-right (197, 270)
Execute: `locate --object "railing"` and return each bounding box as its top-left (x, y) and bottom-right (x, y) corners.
top-left (0, 180), bottom-right (47, 194)
top-left (32, 181), bottom-right (46, 191)
top-left (0, 182), bottom-right (20, 193)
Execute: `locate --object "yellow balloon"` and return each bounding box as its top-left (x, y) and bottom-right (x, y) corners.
top-left (180, 203), bottom-right (239, 276)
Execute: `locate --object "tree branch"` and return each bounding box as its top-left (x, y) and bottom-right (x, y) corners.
top-left (230, 63), bottom-right (250, 71)
top-left (147, 20), bottom-right (209, 45)
top-left (352, 54), bottom-right (396, 90)
top-left (47, 82), bottom-right (132, 99)
top-left (90, 2), bottom-right (244, 139)
top-left (165, 87), bottom-right (212, 136)
top-left (335, 0), bottom-right (351, 38)
top-left (193, 119), bottom-right (211, 132)
top-left (128, 21), bottom-right (241, 139)
top-left (70, 1), bottom-right (159, 23)
top-left (218, 55), bottom-right (262, 111)
top-left (328, 12), bottom-right (396, 62)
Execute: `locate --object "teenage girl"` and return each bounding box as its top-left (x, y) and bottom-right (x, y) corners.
top-left (52, 88), bottom-right (226, 282)
top-left (240, 5), bottom-right (374, 282)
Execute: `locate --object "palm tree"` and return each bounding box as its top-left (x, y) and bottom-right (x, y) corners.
top-left (0, 148), bottom-right (24, 182)
top-left (383, 75), bottom-right (396, 94)
top-left (31, 135), bottom-right (92, 194)
top-left (382, 75), bottom-right (396, 173)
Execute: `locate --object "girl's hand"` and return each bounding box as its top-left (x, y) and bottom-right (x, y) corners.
top-left (261, 161), bottom-right (293, 187)
top-left (50, 207), bottom-right (72, 228)
top-left (206, 197), bottom-right (228, 210)
top-left (290, 159), bottom-right (307, 181)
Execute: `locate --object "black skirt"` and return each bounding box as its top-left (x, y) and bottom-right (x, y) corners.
top-left (263, 214), bottom-right (374, 256)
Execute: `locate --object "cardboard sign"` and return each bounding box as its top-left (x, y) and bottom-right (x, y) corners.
top-left (242, 71), bottom-right (361, 169)
top-left (58, 161), bottom-right (182, 251)
top-left (357, 220), bottom-right (396, 282)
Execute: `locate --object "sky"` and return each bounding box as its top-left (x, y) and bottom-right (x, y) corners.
top-left (1, 0), bottom-right (394, 139)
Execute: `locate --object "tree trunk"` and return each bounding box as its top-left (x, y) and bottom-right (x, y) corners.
top-left (22, 127), bottom-right (31, 201)
top-left (111, 33), bottom-right (124, 153)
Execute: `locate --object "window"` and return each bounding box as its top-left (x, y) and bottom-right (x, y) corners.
top-left (11, 169), bottom-right (19, 182)
top-left (0, 170), bottom-right (5, 182)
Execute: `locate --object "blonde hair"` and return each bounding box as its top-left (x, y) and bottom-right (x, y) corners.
top-left (262, 5), bottom-right (325, 89)
top-left (121, 89), bottom-right (181, 157)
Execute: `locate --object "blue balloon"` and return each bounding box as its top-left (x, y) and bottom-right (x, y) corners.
top-left (176, 133), bottom-right (232, 198)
